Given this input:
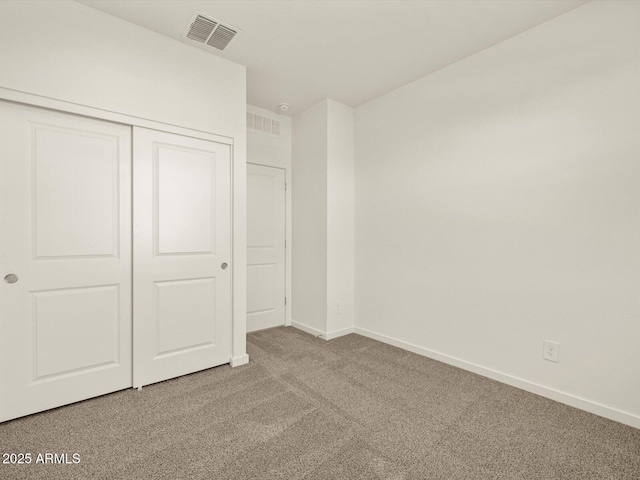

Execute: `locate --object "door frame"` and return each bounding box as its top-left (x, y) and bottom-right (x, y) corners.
top-left (247, 162), bottom-right (291, 328)
top-left (0, 87), bottom-right (248, 368)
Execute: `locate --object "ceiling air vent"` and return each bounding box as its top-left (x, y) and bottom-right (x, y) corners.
top-left (207, 24), bottom-right (237, 50)
top-left (183, 12), bottom-right (241, 51)
top-left (247, 112), bottom-right (281, 137)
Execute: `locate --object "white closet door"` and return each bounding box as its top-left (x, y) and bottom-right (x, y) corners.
top-left (0, 101), bottom-right (132, 423)
top-left (133, 127), bottom-right (232, 388)
top-left (246, 164), bottom-right (286, 332)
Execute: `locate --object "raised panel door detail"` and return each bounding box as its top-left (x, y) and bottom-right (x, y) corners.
top-left (32, 285), bottom-right (120, 381)
top-left (133, 127), bottom-right (231, 388)
top-left (247, 174), bottom-right (275, 248)
top-left (0, 101), bottom-right (132, 423)
top-left (33, 125), bottom-right (118, 259)
top-left (155, 278), bottom-right (216, 357)
top-left (0, 101), bottom-right (133, 422)
top-left (155, 144), bottom-right (215, 255)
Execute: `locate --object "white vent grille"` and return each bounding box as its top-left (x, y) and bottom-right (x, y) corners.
top-left (247, 112), bottom-right (281, 136)
top-left (207, 24), bottom-right (237, 50)
top-left (183, 12), bottom-right (241, 51)
top-left (186, 16), bottom-right (217, 43)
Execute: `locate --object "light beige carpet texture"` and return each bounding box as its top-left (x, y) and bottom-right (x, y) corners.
top-left (1, 327), bottom-right (638, 479)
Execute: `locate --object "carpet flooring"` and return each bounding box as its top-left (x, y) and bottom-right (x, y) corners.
top-left (1, 326), bottom-right (639, 479)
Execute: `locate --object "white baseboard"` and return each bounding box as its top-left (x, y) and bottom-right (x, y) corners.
top-left (324, 326), bottom-right (355, 340)
top-left (354, 326), bottom-right (640, 430)
top-left (291, 320), bottom-right (325, 338)
top-left (291, 321), bottom-right (354, 341)
top-left (230, 354), bottom-right (249, 367)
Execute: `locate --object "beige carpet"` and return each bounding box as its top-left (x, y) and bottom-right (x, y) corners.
top-left (1, 326), bottom-right (638, 479)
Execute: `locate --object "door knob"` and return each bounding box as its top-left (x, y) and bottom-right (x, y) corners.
top-left (221, 263), bottom-right (228, 270)
top-left (4, 273), bottom-right (18, 284)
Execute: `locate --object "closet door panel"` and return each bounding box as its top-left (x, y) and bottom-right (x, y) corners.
top-left (133, 127), bottom-right (231, 388)
top-left (0, 101), bottom-right (132, 423)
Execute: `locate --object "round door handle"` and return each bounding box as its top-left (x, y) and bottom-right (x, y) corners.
top-left (4, 273), bottom-right (18, 284)
top-left (221, 263), bottom-right (228, 270)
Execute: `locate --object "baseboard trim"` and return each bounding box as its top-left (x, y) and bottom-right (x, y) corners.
top-left (324, 326), bottom-right (355, 340)
top-left (354, 326), bottom-right (640, 429)
top-left (291, 321), bottom-right (354, 341)
top-left (230, 354), bottom-right (249, 367)
top-left (291, 320), bottom-right (326, 338)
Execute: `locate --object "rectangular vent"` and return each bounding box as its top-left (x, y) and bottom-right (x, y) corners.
top-left (186, 15), bottom-right (217, 43)
top-left (207, 24), bottom-right (237, 51)
top-left (183, 12), bottom-right (241, 51)
top-left (247, 112), bottom-right (281, 137)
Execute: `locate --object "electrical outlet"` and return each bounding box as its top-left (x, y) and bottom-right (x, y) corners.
top-left (543, 340), bottom-right (559, 363)
top-left (335, 302), bottom-right (341, 314)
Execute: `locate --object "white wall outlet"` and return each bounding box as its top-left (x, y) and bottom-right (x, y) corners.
top-left (543, 340), bottom-right (560, 363)
top-left (335, 302), bottom-right (341, 314)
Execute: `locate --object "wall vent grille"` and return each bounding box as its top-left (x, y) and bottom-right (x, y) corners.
top-left (247, 112), bottom-right (281, 136)
top-left (183, 12), bottom-right (241, 51)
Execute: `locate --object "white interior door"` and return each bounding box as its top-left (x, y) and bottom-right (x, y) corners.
top-left (246, 164), bottom-right (286, 332)
top-left (133, 127), bottom-right (232, 388)
top-left (0, 101), bottom-right (132, 423)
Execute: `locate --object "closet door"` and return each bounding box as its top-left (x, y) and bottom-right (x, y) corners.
top-left (133, 127), bottom-right (232, 388)
top-left (0, 101), bottom-right (132, 422)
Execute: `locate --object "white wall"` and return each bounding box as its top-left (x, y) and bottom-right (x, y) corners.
top-left (0, 0), bottom-right (249, 364)
top-left (292, 101), bottom-right (328, 334)
top-left (0, 1), bottom-right (244, 137)
top-left (292, 99), bottom-right (355, 338)
top-left (327, 100), bottom-right (355, 335)
top-left (355, 0), bottom-right (640, 427)
top-left (247, 104), bottom-right (292, 325)
top-left (247, 105), bottom-right (292, 170)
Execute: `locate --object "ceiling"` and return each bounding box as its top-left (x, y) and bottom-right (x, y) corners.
top-left (79, 0), bottom-right (588, 116)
